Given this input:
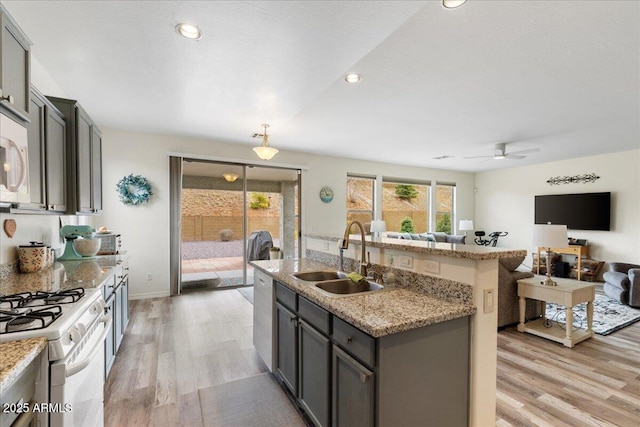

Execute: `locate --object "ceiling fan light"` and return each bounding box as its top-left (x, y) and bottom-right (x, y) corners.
top-left (344, 73), bottom-right (363, 83)
top-left (443, 0), bottom-right (468, 9)
top-left (176, 23), bottom-right (202, 40)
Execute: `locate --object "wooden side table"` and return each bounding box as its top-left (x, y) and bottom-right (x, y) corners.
top-left (536, 245), bottom-right (589, 280)
top-left (517, 276), bottom-right (595, 348)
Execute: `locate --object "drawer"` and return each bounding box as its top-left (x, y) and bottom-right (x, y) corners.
top-left (298, 296), bottom-right (330, 336)
top-left (275, 282), bottom-right (297, 312)
top-left (333, 317), bottom-right (375, 368)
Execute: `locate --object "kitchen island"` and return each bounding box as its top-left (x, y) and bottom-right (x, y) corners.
top-left (253, 258), bottom-right (475, 427)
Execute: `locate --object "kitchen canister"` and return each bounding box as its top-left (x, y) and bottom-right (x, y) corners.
top-left (18, 241), bottom-right (49, 273)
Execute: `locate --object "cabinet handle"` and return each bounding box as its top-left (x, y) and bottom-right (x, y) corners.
top-left (290, 316), bottom-right (296, 323)
top-left (347, 337), bottom-right (353, 344)
top-left (360, 372), bottom-right (370, 383)
top-left (1, 94), bottom-right (15, 105)
top-left (48, 205), bottom-right (56, 210)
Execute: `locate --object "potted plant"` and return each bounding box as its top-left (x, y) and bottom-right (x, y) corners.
top-left (269, 246), bottom-right (281, 260)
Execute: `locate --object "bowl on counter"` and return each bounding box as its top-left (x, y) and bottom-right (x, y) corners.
top-left (73, 238), bottom-right (101, 257)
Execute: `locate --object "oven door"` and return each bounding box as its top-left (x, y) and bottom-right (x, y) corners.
top-left (49, 313), bottom-right (111, 427)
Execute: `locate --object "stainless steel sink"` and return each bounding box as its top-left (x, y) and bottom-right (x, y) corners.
top-left (293, 270), bottom-right (346, 281)
top-left (315, 278), bottom-right (383, 296)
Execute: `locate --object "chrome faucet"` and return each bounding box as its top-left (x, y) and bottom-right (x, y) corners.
top-left (341, 220), bottom-right (371, 277)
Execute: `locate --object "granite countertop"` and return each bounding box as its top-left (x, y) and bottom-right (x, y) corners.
top-left (252, 259), bottom-right (477, 338)
top-left (306, 233), bottom-right (527, 260)
top-left (0, 253), bottom-right (128, 296)
top-left (0, 337), bottom-right (47, 395)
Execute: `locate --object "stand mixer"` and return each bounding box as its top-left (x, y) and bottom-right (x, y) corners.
top-left (58, 225), bottom-right (96, 260)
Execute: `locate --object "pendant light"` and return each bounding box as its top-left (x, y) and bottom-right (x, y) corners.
top-left (252, 124), bottom-right (279, 160)
top-left (222, 173), bottom-right (239, 182)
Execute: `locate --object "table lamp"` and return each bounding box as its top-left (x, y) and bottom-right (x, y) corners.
top-left (532, 223), bottom-right (568, 286)
top-left (459, 220), bottom-right (474, 238)
top-left (370, 220), bottom-right (386, 241)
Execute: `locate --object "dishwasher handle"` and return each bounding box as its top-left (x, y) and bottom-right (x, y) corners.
top-left (65, 314), bottom-right (112, 378)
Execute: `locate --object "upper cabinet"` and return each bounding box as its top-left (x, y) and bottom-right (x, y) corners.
top-left (47, 97), bottom-right (102, 215)
top-left (0, 4), bottom-right (31, 121)
top-left (24, 87), bottom-right (67, 213)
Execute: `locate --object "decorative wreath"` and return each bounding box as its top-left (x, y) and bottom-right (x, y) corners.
top-left (116, 174), bottom-right (153, 206)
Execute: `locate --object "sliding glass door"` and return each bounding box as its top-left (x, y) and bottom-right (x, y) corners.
top-left (178, 159), bottom-right (300, 292)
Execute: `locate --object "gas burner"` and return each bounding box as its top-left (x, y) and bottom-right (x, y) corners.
top-left (0, 305), bottom-right (63, 334)
top-left (0, 292), bottom-right (33, 309)
top-left (31, 288), bottom-right (85, 306)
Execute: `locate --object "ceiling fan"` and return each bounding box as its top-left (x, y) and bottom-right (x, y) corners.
top-left (464, 142), bottom-right (540, 160)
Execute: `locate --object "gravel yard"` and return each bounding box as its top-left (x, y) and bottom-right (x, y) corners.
top-left (182, 239), bottom-right (280, 260)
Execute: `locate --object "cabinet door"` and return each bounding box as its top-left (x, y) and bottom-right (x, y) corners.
top-left (44, 106), bottom-right (66, 212)
top-left (275, 302), bottom-right (298, 395)
top-left (299, 320), bottom-right (331, 427)
top-left (90, 126), bottom-right (102, 212)
top-left (333, 345), bottom-right (374, 427)
top-left (75, 107), bottom-right (92, 213)
top-left (0, 9), bottom-right (30, 120)
top-left (120, 276), bottom-right (129, 334)
top-left (25, 90), bottom-right (45, 208)
top-left (104, 295), bottom-right (116, 379)
top-left (114, 284), bottom-right (123, 351)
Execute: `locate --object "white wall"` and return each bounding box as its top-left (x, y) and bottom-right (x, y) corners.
top-left (96, 127), bottom-right (475, 299)
top-left (475, 149), bottom-right (640, 265)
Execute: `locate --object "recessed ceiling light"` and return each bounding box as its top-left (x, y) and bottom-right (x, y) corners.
top-left (344, 73), bottom-right (363, 83)
top-left (443, 0), bottom-right (468, 9)
top-left (176, 23), bottom-right (202, 40)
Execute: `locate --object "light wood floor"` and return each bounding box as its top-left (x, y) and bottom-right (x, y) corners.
top-left (105, 287), bottom-right (640, 427)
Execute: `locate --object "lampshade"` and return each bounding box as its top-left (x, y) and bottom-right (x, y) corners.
top-left (253, 124), bottom-right (279, 160)
top-left (459, 220), bottom-right (474, 231)
top-left (222, 173), bottom-right (239, 182)
top-left (532, 224), bottom-right (568, 248)
top-left (370, 220), bottom-right (386, 233)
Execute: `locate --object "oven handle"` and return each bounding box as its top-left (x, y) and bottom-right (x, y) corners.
top-left (66, 314), bottom-right (112, 378)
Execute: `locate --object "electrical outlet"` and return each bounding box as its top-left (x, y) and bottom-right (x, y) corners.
top-left (147, 273), bottom-right (153, 281)
top-left (424, 260), bottom-right (440, 274)
top-left (483, 288), bottom-right (495, 313)
top-left (322, 242), bottom-right (330, 251)
top-left (398, 255), bottom-right (413, 269)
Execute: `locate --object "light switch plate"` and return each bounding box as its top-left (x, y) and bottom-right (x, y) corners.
top-left (398, 255), bottom-right (413, 269)
top-left (483, 288), bottom-right (495, 313)
top-left (424, 260), bottom-right (440, 274)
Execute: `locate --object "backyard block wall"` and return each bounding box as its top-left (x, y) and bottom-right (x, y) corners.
top-left (181, 216), bottom-right (281, 242)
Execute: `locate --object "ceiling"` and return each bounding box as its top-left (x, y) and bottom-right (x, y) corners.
top-left (4, 1), bottom-right (639, 173)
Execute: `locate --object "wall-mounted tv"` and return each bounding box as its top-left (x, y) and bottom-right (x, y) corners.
top-left (534, 192), bottom-right (611, 231)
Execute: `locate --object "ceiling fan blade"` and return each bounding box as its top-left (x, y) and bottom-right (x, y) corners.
top-left (463, 155), bottom-right (494, 159)
top-left (504, 154), bottom-right (526, 159)
top-left (506, 148), bottom-right (540, 156)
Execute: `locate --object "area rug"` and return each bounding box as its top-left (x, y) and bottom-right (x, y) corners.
top-left (236, 287), bottom-right (254, 304)
top-left (545, 294), bottom-right (640, 336)
top-left (198, 373), bottom-right (305, 427)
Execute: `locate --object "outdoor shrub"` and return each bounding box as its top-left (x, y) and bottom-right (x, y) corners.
top-left (249, 192), bottom-right (270, 209)
top-left (400, 217), bottom-right (415, 233)
top-left (395, 184), bottom-right (418, 200)
top-left (219, 229), bottom-right (234, 241)
top-left (436, 213), bottom-right (452, 234)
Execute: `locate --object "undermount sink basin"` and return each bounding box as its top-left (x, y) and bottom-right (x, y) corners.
top-left (293, 270), bottom-right (346, 281)
top-left (315, 278), bottom-right (383, 296)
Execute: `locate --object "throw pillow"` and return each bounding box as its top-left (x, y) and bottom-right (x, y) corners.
top-left (419, 233), bottom-right (436, 242)
top-left (431, 232), bottom-right (447, 242)
top-left (446, 235), bottom-right (466, 244)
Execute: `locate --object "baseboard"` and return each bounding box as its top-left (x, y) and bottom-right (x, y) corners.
top-left (129, 290), bottom-right (170, 300)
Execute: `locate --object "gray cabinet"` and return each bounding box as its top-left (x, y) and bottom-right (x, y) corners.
top-left (104, 261), bottom-right (129, 380)
top-left (0, 4), bottom-right (31, 121)
top-left (275, 301), bottom-right (298, 395)
top-left (299, 319), bottom-right (331, 427)
top-left (47, 96), bottom-right (102, 215)
top-left (270, 279), bottom-right (471, 427)
top-left (24, 87), bottom-right (66, 212)
top-left (333, 345), bottom-right (374, 427)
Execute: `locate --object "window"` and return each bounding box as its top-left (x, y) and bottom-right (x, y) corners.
top-left (382, 179), bottom-right (430, 233)
top-left (435, 183), bottom-right (456, 234)
top-left (346, 175), bottom-right (375, 226)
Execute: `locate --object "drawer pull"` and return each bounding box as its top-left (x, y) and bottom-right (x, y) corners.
top-left (1, 94), bottom-right (15, 104)
top-left (347, 337), bottom-right (353, 344)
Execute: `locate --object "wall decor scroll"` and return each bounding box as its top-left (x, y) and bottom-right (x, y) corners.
top-left (546, 173), bottom-right (600, 186)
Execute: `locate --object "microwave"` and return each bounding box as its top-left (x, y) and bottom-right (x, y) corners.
top-left (0, 112), bottom-right (30, 207)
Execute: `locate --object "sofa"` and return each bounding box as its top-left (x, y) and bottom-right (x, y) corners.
top-left (498, 256), bottom-right (539, 328)
top-left (386, 232), bottom-right (466, 244)
top-left (604, 262), bottom-right (640, 307)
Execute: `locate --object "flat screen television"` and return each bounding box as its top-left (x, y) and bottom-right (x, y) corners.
top-left (534, 192), bottom-right (611, 231)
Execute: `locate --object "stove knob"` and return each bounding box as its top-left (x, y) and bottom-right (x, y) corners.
top-left (78, 323), bottom-right (87, 335)
top-left (69, 328), bottom-right (82, 343)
